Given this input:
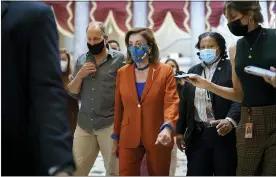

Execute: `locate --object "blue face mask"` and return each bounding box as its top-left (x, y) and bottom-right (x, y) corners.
top-left (128, 45), bottom-right (148, 63)
top-left (199, 49), bottom-right (218, 64)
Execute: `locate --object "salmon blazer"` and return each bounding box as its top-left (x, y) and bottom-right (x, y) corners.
top-left (113, 63), bottom-right (179, 148)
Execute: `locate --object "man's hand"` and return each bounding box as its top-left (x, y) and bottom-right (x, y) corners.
top-left (264, 66), bottom-right (276, 88)
top-left (76, 62), bottom-right (96, 79)
top-left (214, 119), bottom-right (233, 136)
top-left (176, 134), bottom-right (185, 152)
top-left (155, 127), bottom-right (172, 146)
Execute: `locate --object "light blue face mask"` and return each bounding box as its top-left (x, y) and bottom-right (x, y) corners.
top-left (199, 49), bottom-right (218, 65)
top-left (128, 45), bottom-right (148, 63)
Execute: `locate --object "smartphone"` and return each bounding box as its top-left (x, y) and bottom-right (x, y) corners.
top-left (174, 73), bottom-right (197, 79)
top-left (244, 66), bottom-right (275, 78)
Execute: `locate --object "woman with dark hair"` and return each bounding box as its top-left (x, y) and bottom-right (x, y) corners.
top-left (165, 58), bottom-right (185, 96)
top-left (111, 27), bottom-right (179, 176)
top-left (60, 48), bottom-right (79, 136)
top-left (166, 58), bottom-right (180, 74)
top-left (107, 39), bottom-right (121, 51)
top-left (176, 32), bottom-right (241, 176)
top-left (184, 1), bottom-right (276, 175)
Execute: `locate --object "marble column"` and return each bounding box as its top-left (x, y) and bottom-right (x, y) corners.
top-left (190, 1), bottom-right (205, 65)
top-left (63, 36), bottom-right (74, 54)
top-left (73, 2), bottom-right (90, 64)
top-left (260, 1), bottom-right (269, 28)
top-left (133, 1), bottom-right (148, 27)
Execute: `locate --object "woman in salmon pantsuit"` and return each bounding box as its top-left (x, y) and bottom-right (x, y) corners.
top-left (111, 27), bottom-right (179, 176)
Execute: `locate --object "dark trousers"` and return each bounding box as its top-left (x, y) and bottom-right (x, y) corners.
top-left (185, 127), bottom-right (237, 176)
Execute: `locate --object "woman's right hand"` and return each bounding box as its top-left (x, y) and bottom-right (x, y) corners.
top-left (112, 139), bottom-right (119, 158)
top-left (176, 134), bottom-right (185, 152)
top-left (184, 75), bottom-right (211, 89)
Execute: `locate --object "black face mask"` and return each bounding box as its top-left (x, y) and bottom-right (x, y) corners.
top-left (227, 17), bottom-right (248, 36)
top-left (87, 40), bottom-right (105, 55)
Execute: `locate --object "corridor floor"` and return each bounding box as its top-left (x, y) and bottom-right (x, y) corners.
top-left (89, 149), bottom-right (187, 176)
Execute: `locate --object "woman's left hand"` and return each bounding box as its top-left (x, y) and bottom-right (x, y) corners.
top-left (214, 119), bottom-right (233, 136)
top-left (263, 66), bottom-right (276, 88)
top-left (184, 75), bottom-right (211, 89)
top-left (155, 127), bottom-right (172, 146)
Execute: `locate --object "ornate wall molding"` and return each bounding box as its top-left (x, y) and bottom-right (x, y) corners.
top-left (147, 1), bottom-right (191, 34)
top-left (89, 1), bottom-right (133, 33)
top-left (45, 1), bottom-right (75, 38)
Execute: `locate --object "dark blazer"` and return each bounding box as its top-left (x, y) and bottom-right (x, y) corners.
top-left (2, 2), bottom-right (75, 175)
top-left (176, 58), bottom-right (241, 147)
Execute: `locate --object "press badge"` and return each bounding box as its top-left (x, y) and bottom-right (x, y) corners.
top-left (206, 99), bottom-right (216, 126)
top-left (245, 122), bottom-right (253, 139)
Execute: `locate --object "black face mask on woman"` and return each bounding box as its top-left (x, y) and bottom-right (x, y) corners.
top-left (227, 16), bottom-right (248, 36)
top-left (87, 39), bottom-right (105, 55)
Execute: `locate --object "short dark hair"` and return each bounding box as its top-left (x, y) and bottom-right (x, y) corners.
top-left (107, 40), bottom-right (120, 50)
top-left (195, 32), bottom-right (228, 60)
top-left (165, 58), bottom-right (180, 73)
top-left (223, 1), bottom-right (264, 23)
top-left (125, 27), bottom-right (159, 64)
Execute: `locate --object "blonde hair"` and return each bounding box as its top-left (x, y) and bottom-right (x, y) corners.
top-left (59, 48), bottom-right (73, 75)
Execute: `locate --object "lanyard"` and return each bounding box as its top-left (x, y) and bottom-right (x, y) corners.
top-left (203, 69), bottom-right (211, 100)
